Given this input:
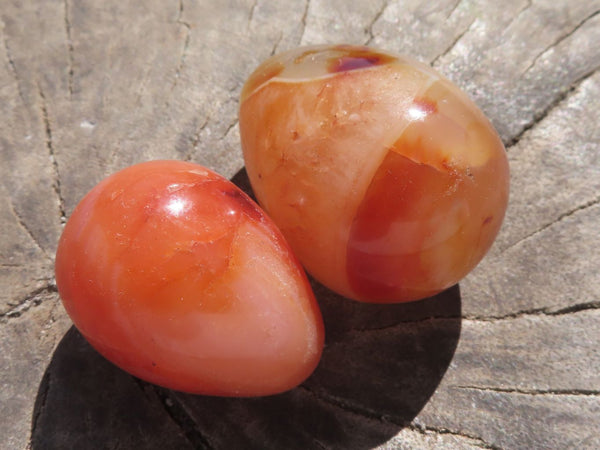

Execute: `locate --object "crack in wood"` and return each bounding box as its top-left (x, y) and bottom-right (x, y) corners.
top-left (310, 437), bottom-right (329, 450)
top-left (221, 117), bottom-right (239, 139)
top-left (247, 0), bottom-right (258, 32)
top-left (269, 31), bottom-right (283, 56)
top-left (454, 385), bottom-right (600, 397)
top-left (409, 423), bottom-right (502, 450)
top-left (63, 0), bottom-right (74, 97)
top-left (500, 196), bottom-right (600, 254)
top-left (38, 84), bottom-right (67, 225)
top-left (364, 0), bottom-right (388, 45)
top-left (506, 68), bottom-right (599, 148)
top-left (337, 316), bottom-right (460, 339)
top-left (298, 0), bottom-right (310, 45)
top-left (299, 385), bottom-right (402, 426)
top-left (445, 0), bottom-right (462, 20)
top-left (502, 0), bottom-right (533, 34)
top-left (6, 194), bottom-right (52, 261)
top-left (521, 9), bottom-right (600, 76)
top-left (1, 19), bottom-right (27, 104)
top-left (431, 18), bottom-right (476, 67)
top-left (171, 0), bottom-right (191, 95)
top-left (141, 382), bottom-right (214, 450)
top-left (184, 114), bottom-right (210, 161)
top-left (463, 300), bottom-right (600, 323)
top-left (29, 370), bottom-right (51, 445)
top-left (1, 284), bottom-right (58, 320)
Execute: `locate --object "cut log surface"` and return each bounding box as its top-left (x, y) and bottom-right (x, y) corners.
top-left (1, 0), bottom-right (599, 449)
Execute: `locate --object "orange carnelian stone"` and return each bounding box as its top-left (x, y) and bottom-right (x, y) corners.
top-left (240, 45), bottom-right (509, 303)
top-left (55, 160), bottom-right (324, 396)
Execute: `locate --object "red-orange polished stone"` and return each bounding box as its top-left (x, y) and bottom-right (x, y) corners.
top-left (55, 160), bottom-right (324, 396)
top-left (240, 45), bottom-right (509, 303)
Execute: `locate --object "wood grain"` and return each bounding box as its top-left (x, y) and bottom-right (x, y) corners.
top-left (1, 0), bottom-right (599, 448)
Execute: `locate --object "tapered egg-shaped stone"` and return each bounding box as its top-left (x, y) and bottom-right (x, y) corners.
top-left (55, 160), bottom-right (324, 395)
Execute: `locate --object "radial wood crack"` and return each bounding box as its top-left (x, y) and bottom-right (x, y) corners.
top-left (454, 385), bottom-right (600, 396)
top-left (1, 284), bottom-right (58, 320)
top-left (1, 20), bottom-right (26, 104)
top-left (269, 32), bottom-right (283, 56)
top-left (63, 0), bottom-right (74, 97)
top-left (409, 424), bottom-right (502, 450)
top-left (298, 0), bottom-right (311, 44)
top-left (502, 0), bottom-right (533, 33)
top-left (299, 385), bottom-right (404, 425)
top-left (500, 196), bottom-right (600, 255)
top-left (445, 0), bottom-right (463, 20)
top-left (6, 194), bottom-right (52, 260)
top-left (430, 19), bottom-right (476, 66)
top-left (463, 301), bottom-right (600, 322)
top-left (221, 118), bottom-right (238, 140)
top-left (506, 68), bottom-right (599, 147)
top-left (521, 9), bottom-right (600, 76)
top-left (247, 0), bottom-right (257, 31)
top-left (364, 0), bottom-right (388, 45)
top-left (37, 84), bottom-right (67, 225)
top-left (29, 371), bottom-right (51, 444)
top-left (170, 0), bottom-right (191, 96)
top-left (149, 385), bottom-right (215, 450)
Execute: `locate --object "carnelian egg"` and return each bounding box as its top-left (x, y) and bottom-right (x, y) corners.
top-left (55, 160), bottom-right (324, 396)
top-left (239, 44), bottom-right (509, 303)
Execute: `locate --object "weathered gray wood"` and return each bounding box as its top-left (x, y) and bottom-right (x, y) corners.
top-left (1, 0), bottom-right (599, 449)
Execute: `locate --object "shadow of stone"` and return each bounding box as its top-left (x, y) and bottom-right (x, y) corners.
top-left (30, 326), bottom-right (195, 450)
top-left (167, 282), bottom-right (462, 450)
top-left (30, 167), bottom-right (462, 449)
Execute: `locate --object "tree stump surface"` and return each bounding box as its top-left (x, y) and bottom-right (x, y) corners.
top-left (1, 1), bottom-right (599, 449)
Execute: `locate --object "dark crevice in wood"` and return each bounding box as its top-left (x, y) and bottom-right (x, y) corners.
top-left (298, 0), bottom-right (310, 44)
top-left (299, 385), bottom-right (404, 426)
top-left (409, 423), bottom-right (502, 450)
top-left (506, 68), bottom-right (599, 148)
top-left (63, 0), bottom-right (74, 97)
top-left (550, 301), bottom-right (600, 317)
top-left (1, 19), bottom-right (27, 104)
top-left (30, 370), bottom-right (51, 445)
top-left (454, 385), bottom-right (600, 397)
top-left (184, 115), bottom-right (210, 161)
top-left (500, 196), bottom-right (600, 254)
top-left (6, 195), bottom-right (52, 261)
top-left (341, 315), bottom-right (461, 337)
top-left (364, 0), bottom-right (388, 45)
top-left (148, 384), bottom-right (214, 450)
top-left (170, 0), bottom-right (191, 95)
top-left (521, 9), bottom-right (600, 76)
top-left (464, 301), bottom-right (600, 323)
top-left (269, 32), bottom-right (283, 56)
top-left (221, 118), bottom-right (238, 140)
top-left (502, 0), bottom-right (533, 34)
top-left (445, 0), bottom-right (462, 20)
top-left (1, 284), bottom-right (58, 320)
top-left (430, 18), bottom-right (475, 67)
top-left (38, 85), bottom-right (67, 226)
top-left (247, 0), bottom-right (258, 31)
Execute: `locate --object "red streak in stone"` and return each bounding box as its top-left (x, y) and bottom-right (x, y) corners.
top-left (328, 47), bottom-right (395, 73)
top-left (413, 98), bottom-right (438, 115)
top-left (222, 187), bottom-right (263, 221)
top-left (332, 56), bottom-right (383, 72)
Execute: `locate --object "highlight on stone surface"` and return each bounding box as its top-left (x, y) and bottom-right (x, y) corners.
top-left (239, 44), bottom-right (510, 303)
top-left (55, 160), bottom-right (324, 396)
